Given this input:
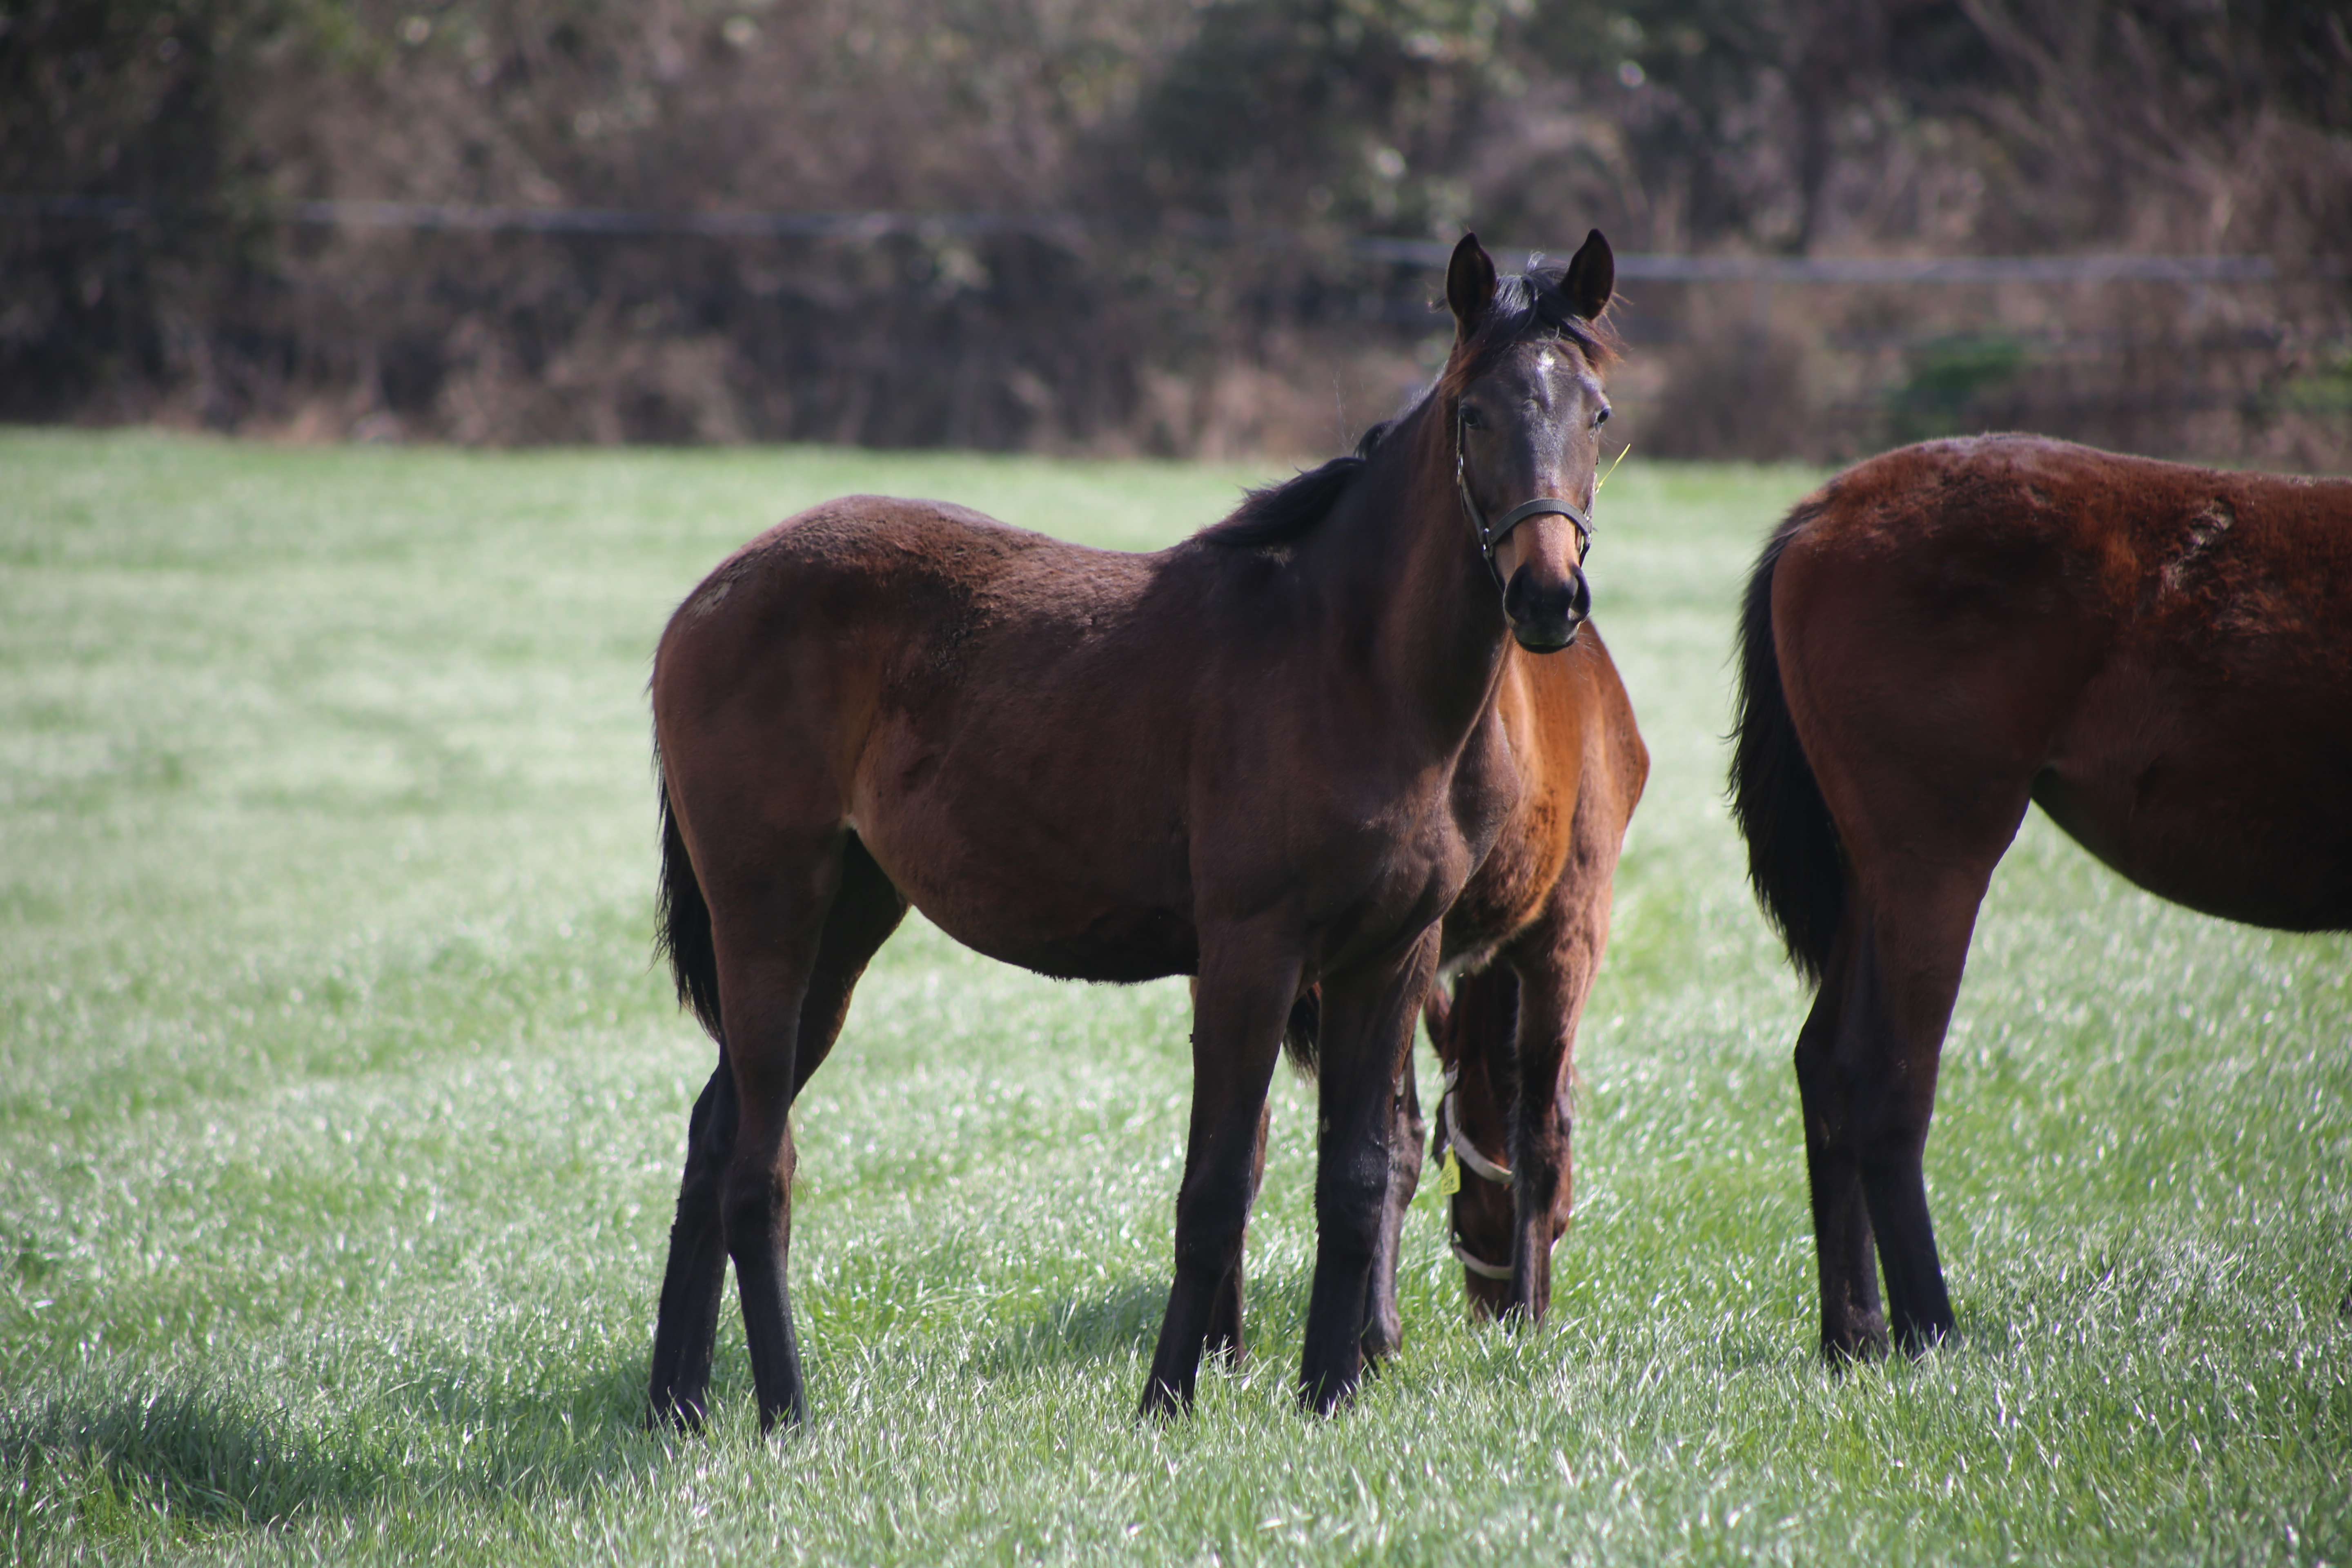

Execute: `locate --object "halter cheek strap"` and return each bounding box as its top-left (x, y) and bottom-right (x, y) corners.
top-left (1455, 410), bottom-right (1595, 595)
top-left (1436, 1063), bottom-right (1517, 1282)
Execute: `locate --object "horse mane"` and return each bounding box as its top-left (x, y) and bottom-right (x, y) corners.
top-left (1198, 257), bottom-right (1619, 553)
top-left (1196, 419), bottom-right (1396, 550)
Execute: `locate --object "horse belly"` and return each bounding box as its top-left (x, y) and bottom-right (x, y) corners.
top-left (2036, 668), bottom-right (2352, 931)
top-left (850, 753), bottom-right (1199, 983)
top-left (904, 873), bottom-right (1198, 982)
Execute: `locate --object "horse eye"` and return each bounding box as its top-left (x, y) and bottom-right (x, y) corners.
top-left (1595, 407), bottom-right (1611, 427)
top-left (1460, 405), bottom-right (1484, 430)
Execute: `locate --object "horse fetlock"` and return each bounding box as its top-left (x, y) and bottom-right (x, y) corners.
top-left (1296, 1355), bottom-right (1365, 1417)
top-left (1137, 1372), bottom-right (1195, 1423)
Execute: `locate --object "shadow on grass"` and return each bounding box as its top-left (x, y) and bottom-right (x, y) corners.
top-left (1, 1357), bottom-right (666, 1538)
top-left (967, 1261), bottom-right (1324, 1381)
top-left (969, 1278), bottom-right (1168, 1378)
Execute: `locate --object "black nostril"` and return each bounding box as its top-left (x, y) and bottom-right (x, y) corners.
top-left (1502, 564), bottom-right (1590, 652)
top-left (1502, 565), bottom-right (1590, 628)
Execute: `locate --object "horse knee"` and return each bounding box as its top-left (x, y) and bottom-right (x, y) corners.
top-left (1314, 1164), bottom-right (1390, 1262)
top-left (719, 1158), bottom-right (791, 1250)
top-left (1172, 1181), bottom-right (1252, 1277)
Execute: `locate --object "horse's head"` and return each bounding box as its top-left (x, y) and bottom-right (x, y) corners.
top-left (1443, 230), bottom-right (1616, 653)
top-left (1423, 974), bottom-right (1574, 1321)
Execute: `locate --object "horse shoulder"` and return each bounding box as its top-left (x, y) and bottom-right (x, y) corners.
top-left (1441, 633), bottom-right (1638, 958)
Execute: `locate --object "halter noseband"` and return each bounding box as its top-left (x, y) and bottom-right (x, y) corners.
top-left (1436, 1062), bottom-right (1515, 1281)
top-left (1454, 406), bottom-right (1595, 595)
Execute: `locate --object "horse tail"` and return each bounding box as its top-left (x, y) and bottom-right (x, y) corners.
top-left (1281, 990), bottom-right (1322, 1076)
top-left (1728, 503), bottom-right (1844, 988)
top-left (654, 753), bottom-right (724, 1040)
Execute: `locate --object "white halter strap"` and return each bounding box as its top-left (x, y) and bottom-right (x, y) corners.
top-left (1436, 1063), bottom-right (1517, 1283)
top-left (1437, 1064), bottom-right (1513, 1184)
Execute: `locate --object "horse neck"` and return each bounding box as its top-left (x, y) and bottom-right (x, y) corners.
top-left (1311, 403), bottom-right (1513, 742)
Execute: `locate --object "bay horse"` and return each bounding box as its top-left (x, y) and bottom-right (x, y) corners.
top-left (1402, 628), bottom-right (1646, 1331)
top-left (646, 231), bottom-right (1626, 1429)
top-left (1295, 613), bottom-right (1647, 1359)
top-left (1731, 434), bottom-right (2352, 1361)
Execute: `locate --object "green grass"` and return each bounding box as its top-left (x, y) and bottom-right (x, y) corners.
top-left (2, 428), bottom-right (2345, 1565)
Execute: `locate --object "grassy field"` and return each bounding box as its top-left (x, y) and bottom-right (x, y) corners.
top-left (1, 428), bottom-right (2345, 1565)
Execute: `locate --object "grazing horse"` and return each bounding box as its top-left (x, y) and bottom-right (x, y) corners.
top-left (1285, 616), bottom-right (1646, 1361)
top-left (1730, 434), bottom-right (2352, 1361)
top-left (644, 230), bottom-right (1627, 1429)
top-left (1404, 628), bottom-right (1646, 1328)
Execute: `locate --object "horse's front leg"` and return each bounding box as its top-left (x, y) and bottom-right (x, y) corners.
top-left (1360, 1055), bottom-right (1424, 1361)
top-left (1300, 929), bottom-right (1441, 1413)
top-left (1502, 915), bottom-right (1609, 1322)
top-left (1203, 1099), bottom-right (1270, 1366)
top-left (1140, 935), bottom-right (1296, 1419)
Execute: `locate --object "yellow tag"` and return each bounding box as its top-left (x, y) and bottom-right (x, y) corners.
top-left (1436, 1148), bottom-right (1461, 1196)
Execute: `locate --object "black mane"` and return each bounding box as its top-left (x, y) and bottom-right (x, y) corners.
top-left (1196, 417), bottom-right (1398, 551)
top-left (1198, 258), bottom-right (1618, 554)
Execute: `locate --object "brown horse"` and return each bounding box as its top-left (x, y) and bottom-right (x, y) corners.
top-left (1406, 627), bottom-right (1646, 1328)
top-left (1731, 434), bottom-right (2352, 1361)
top-left (646, 231), bottom-right (1624, 1429)
top-left (1303, 616), bottom-right (1646, 1359)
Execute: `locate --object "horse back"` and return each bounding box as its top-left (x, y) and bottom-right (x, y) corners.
top-left (652, 497), bottom-right (1170, 899)
top-left (1774, 435), bottom-right (2352, 931)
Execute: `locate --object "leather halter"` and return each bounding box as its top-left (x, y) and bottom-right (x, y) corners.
top-left (1454, 405), bottom-right (1595, 595)
top-left (1436, 1063), bottom-right (1515, 1281)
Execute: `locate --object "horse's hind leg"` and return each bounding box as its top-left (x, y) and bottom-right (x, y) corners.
top-left (707, 827), bottom-right (911, 1431)
top-left (1792, 951), bottom-right (1886, 1357)
top-left (647, 835), bottom-right (906, 1428)
top-left (648, 1058), bottom-right (737, 1429)
top-left (787, 835), bottom-right (910, 1099)
top-left (1800, 853), bottom-right (2008, 1359)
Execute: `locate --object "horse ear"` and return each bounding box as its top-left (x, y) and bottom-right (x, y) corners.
top-left (1447, 232), bottom-right (1497, 343)
top-left (1562, 228), bottom-right (1613, 321)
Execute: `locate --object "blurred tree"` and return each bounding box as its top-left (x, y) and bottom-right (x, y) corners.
top-left (1101, 0), bottom-right (1518, 236)
top-left (0, 0), bottom-right (263, 415)
top-left (0, 0), bottom-right (2342, 457)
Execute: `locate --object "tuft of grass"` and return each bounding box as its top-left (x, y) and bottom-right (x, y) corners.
top-left (2, 430), bottom-right (2345, 1566)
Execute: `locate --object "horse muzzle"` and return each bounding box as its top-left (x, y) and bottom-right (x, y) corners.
top-left (1502, 561), bottom-right (1590, 651)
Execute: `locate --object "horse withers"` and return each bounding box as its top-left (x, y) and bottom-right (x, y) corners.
top-left (1731, 434), bottom-right (2352, 1361)
top-left (646, 230), bottom-right (1629, 1429)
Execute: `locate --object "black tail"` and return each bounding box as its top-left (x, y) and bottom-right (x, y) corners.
top-left (1281, 990), bottom-right (1322, 1076)
top-left (654, 757), bottom-right (724, 1040)
top-left (1728, 505), bottom-right (1844, 987)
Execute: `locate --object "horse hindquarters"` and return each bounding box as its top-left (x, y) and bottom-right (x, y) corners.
top-left (650, 750), bottom-right (909, 1428)
top-left (1740, 504), bottom-right (2051, 1360)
